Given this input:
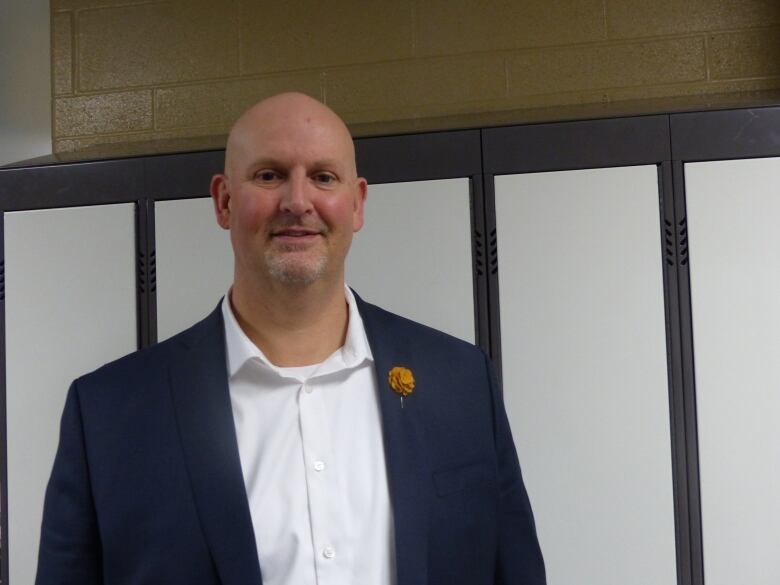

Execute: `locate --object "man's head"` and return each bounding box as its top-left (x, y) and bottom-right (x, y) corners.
top-left (210, 92), bottom-right (367, 290)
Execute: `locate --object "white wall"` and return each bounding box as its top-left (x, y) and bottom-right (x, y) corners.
top-left (0, 0), bottom-right (52, 166)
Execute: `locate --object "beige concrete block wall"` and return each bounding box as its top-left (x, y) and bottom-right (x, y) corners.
top-left (51, 0), bottom-right (780, 157)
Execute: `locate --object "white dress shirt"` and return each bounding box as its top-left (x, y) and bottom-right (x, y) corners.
top-left (221, 287), bottom-right (396, 585)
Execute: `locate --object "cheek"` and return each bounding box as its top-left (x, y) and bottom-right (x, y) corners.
top-left (318, 196), bottom-right (359, 233)
top-left (233, 193), bottom-right (276, 232)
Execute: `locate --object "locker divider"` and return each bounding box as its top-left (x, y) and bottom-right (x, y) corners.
top-left (135, 199), bottom-right (158, 349)
top-left (668, 159), bottom-right (705, 585)
top-left (470, 173), bottom-right (492, 357)
top-left (0, 212), bottom-right (7, 585)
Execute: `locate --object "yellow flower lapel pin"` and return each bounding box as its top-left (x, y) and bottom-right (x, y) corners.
top-left (388, 366), bottom-right (415, 408)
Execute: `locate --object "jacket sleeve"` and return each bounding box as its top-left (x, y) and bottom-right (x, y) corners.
top-left (36, 381), bottom-right (103, 585)
top-left (483, 352), bottom-right (547, 584)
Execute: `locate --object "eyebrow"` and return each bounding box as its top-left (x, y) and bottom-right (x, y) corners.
top-left (249, 156), bottom-right (344, 168)
top-left (244, 157), bottom-right (352, 178)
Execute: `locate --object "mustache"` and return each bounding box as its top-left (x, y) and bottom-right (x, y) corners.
top-left (268, 219), bottom-right (327, 234)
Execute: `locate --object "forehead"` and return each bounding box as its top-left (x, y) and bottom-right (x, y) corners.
top-left (229, 107), bottom-right (355, 172)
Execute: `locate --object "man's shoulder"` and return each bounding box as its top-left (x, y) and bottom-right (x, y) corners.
top-left (76, 303), bottom-right (223, 389)
top-left (354, 292), bottom-right (486, 361)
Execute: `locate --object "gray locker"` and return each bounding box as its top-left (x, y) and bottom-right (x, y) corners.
top-left (494, 166), bottom-right (676, 585)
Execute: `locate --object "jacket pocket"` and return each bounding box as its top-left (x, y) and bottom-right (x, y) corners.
top-left (433, 460), bottom-right (492, 497)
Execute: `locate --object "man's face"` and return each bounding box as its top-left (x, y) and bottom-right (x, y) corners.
top-left (212, 98), bottom-right (366, 288)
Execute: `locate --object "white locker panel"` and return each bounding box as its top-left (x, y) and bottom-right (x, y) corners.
top-left (155, 197), bottom-right (233, 341)
top-left (495, 166), bottom-right (675, 585)
top-left (4, 203), bottom-right (137, 585)
top-left (685, 157), bottom-right (780, 585)
top-left (347, 178), bottom-right (474, 343)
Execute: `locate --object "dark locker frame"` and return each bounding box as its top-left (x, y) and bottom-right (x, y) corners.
top-left (481, 114), bottom-right (690, 584)
top-left (1, 105), bottom-right (780, 584)
top-left (665, 107), bottom-right (780, 585)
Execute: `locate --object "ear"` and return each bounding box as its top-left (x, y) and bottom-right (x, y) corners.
top-left (352, 177), bottom-right (368, 233)
top-left (210, 174), bottom-right (231, 230)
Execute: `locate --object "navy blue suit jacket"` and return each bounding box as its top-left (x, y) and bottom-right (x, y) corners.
top-left (36, 294), bottom-right (545, 584)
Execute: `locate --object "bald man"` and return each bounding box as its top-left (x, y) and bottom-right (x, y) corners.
top-left (36, 93), bottom-right (545, 585)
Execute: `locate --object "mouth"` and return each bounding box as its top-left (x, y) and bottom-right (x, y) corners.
top-left (270, 228), bottom-right (323, 244)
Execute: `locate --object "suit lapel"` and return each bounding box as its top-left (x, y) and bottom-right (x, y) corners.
top-left (356, 294), bottom-right (431, 585)
top-left (168, 306), bottom-right (263, 585)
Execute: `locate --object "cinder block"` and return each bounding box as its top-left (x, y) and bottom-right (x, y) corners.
top-left (54, 127), bottom-right (227, 156)
top-left (241, 0), bottom-right (413, 75)
top-left (53, 12), bottom-right (73, 95)
top-left (53, 0), bottom-right (164, 10)
top-left (606, 0), bottom-right (780, 39)
top-left (609, 77), bottom-right (780, 103)
top-left (416, 0), bottom-right (605, 56)
top-left (325, 54), bottom-right (505, 114)
top-left (54, 91), bottom-right (153, 137)
top-left (77, 1), bottom-right (239, 91)
top-left (710, 28), bottom-right (780, 79)
top-left (155, 74), bottom-right (323, 130)
top-left (507, 37), bottom-right (705, 96)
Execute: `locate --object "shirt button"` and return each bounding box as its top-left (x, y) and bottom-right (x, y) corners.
top-left (322, 546), bottom-right (336, 559)
top-left (303, 383), bottom-right (313, 394)
top-left (313, 460), bottom-right (325, 472)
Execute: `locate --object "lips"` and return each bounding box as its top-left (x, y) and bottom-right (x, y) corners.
top-left (270, 227), bottom-right (323, 244)
top-left (272, 228), bottom-right (320, 237)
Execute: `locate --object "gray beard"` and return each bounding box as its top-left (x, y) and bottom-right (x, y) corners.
top-left (264, 248), bottom-right (327, 285)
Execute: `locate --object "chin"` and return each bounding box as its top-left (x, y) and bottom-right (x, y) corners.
top-left (265, 254), bottom-right (327, 285)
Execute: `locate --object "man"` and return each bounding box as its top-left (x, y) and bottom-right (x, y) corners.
top-left (36, 93), bottom-right (545, 584)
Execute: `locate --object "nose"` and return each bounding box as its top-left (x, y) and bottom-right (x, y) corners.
top-left (279, 171), bottom-right (313, 216)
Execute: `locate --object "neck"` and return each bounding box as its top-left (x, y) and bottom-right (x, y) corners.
top-left (229, 274), bottom-right (349, 367)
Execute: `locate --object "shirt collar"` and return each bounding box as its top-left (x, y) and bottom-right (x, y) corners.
top-left (221, 285), bottom-right (373, 380)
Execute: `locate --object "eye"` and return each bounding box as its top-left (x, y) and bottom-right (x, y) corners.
top-left (314, 172), bottom-right (337, 185)
top-left (254, 170), bottom-right (280, 183)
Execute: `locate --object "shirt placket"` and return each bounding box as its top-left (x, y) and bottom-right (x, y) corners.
top-left (298, 377), bottom-right (344, 585)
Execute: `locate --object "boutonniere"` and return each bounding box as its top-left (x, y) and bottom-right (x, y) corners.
top-left (388, 366), bottom-right (415, 408)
